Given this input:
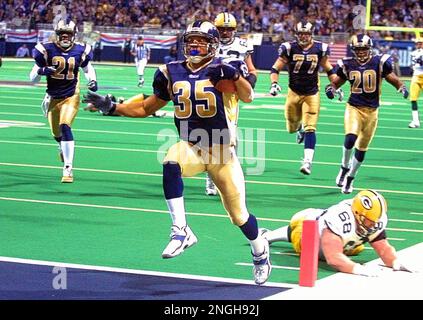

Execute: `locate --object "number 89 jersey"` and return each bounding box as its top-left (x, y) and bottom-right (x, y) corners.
top-left (319, 199), bottom-right (388, 252)
top-left (33, 42), bottom-right (93, 98)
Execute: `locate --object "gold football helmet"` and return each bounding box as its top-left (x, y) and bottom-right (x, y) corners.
top-left (351, 189), bottom-right (387, 237)
top-left (214, 13), bottom-right (237, 44)
top-left (294, 21), bottom-right (314, 47)
top-left (350, 34), bottom-right (373, 63)
top-left (55, 20), bottom-right (77, 49)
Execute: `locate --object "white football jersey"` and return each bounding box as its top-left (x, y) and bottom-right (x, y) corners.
top-left (217, 37), bottom-right (254, 62)
top-left (411, 49), bottom-right (423, 76)
top-left (313, 199), bottom-right (388, 253)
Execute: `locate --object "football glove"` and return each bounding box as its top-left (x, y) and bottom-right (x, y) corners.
top-left (398, 85), bottom-right (409, 99)
top-left (392, 259), bottom-right (414, 273)
top-left (82, 91), bottom-right (116, 115)
top-left (352, 263), bottom-right (380, 277)
top-left (269, 82), bottom-right (282, 96)
top-left (87, 80), bottom-right (98, 92)
top-left (325, 84), bottom-right (336, 99)
top-left (37, 66), bottom-right (56, 76)
top-left (206, 63), bottom-right (240, 85)
top-left (335, 88), bottom-right (344, 101)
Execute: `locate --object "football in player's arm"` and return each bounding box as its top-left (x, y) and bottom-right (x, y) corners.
top-left (29, 20), bottom-right (98, 183)
top-left (83, 20), bottom-right (272, 285)
top-left (269, 21), bottom-right (343, 176)
top-left (325, 34), bottom-right (408, 194)
top-left (261, 190), bottom-right (413, 277)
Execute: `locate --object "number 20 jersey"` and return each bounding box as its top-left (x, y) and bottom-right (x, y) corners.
top-left (336, 54), bottom-right (393, 108)
top-left (33, 42), bottom-right (93, 98)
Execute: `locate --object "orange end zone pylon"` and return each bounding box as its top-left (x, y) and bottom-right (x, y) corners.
top-left (299, 220), bottom-right (319, 287)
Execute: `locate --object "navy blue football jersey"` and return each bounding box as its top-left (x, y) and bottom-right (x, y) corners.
top-left (337, 54), bottom-right (393, 108)
top-left (153, 58), bottom-right (247, 147)
top-left (278, 40), bottom-right (330, 95)
top-left (33, 42), bottom-right (93, 98)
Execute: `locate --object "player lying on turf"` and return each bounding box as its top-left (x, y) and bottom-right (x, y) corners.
top-left (260, 190), bottom-right (414, 276)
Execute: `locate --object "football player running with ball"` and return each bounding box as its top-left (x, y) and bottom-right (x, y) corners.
top-left (83, 20), bottom-right (271, 285)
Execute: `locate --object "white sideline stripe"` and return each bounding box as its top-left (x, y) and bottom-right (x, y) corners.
top-left (1, 110), bottom-right (423, 141)
top-left (410, 212), bottom-right (423, 216)
top-left (0, 256), bottom-right (294, 289)
top-left (0, 196), bottom-right (420, 233)
top-left (0, 196), bottom-right (289, 223)
top-left (264, 243), bottom-right (423, 300)
top-left (1, 139), bottom-right (423, 170)
top-left (1, 161), bottom-right (423, 196)
top-left (235, 262), bottom-right (300, 271)
top-left (387, 238), bottom-right (406, 241)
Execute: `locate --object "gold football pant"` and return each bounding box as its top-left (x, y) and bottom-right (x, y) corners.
top-left (285, 89), bottom-right (320, 133)
top-left (344, 103), bottom-right (378, 151)
top-left (48, 93), bottom-right (80, 137)
top-left (410, 74), bottom-right (423, 101)
top-left (163, 141), bottom-right (249, 226)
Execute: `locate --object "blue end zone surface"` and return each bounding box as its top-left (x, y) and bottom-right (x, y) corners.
top-left (0, 261), bottom-right (290, 300)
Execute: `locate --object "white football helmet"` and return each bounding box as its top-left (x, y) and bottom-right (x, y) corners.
top-left (55, 20), bottom-right (77, 49)
top-left (183, 20), bottom-right (220, 64)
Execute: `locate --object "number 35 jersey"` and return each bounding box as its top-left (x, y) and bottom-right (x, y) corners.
top-left (153, 58), bottom-right (247, 147)
top-left (336, 54), bottom-right (393, 108)
top-left (318, 199), bottom-right (388, 250)
top-left (33, 42), bottom-right (93, 98)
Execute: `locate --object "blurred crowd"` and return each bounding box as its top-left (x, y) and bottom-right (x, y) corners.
top-left (0, 0), bottom-right (421, 40)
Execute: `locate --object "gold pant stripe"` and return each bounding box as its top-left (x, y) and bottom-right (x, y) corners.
top-left (285, 89), bottom-right (320, 133)
top-left (344, 103), bottom-right (378, 151)
top-left (48, 93), bottom-right (80, 137)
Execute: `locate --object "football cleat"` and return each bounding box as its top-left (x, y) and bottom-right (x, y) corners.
top-left (205, 175), bottom-right (218, 196)
top-left (252, 240), bottom-right (272, 285)
top-left (300, 160), bottom-right (312, 175)
top-left (408, 120), bottom-right (420, 128)
top-left (61, 165), bottom-right (73, 183)
top-left (296, 125), bottom-right (305, 144)
top-left (137, 79), bottom-right (144, 87)
top-left (162, 225), bottom-right (198, 259)
top-left (342, 176), bottom-right (355, 194)
top-left (336, 166), bottom-right (350, 187)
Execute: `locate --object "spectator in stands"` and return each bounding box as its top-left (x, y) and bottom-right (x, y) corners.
top-left (163, 45), bottom-right (177, 64)
top-left (15, 44), bottom-right (30, 58)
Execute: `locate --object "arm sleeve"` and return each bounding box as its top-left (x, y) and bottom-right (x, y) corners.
top-left (80, 44), bottom-right (93, 68)
top-left (29, 64), bottom-right (41, 83)
top-left (153, 68), bottom-right (171, 101)
top-left (82, 61), bottom-right (97, 82)
top-left (336, 59), bottom-right (348, 80)
top-left (382, 55), bottom-right (394, 78)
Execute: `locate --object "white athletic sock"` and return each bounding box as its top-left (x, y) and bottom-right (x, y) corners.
top-left (303, 148), bottom-right (314, 163)
top-left (342, 147), bottom-right (353, 168)
top-left (166, 197), bottom-right (187, 228)
top-left (60, 140), bottom-right (74, 167)
top-left (412, 110), bottom-right (420, 123)
top-left (249, 236), bottom-right (265, 256)
top-left (265, 226), bottom-right (290, 244)
top-left (349, 156), bottom-right (362, 177)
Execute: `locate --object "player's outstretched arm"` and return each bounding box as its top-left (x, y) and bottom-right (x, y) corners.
top-left (371, 239), bottom-right (413, 272)
top-left (83, 91), bottom-right (167, 117)
top-left (385, 72), bottom-right (409, 99)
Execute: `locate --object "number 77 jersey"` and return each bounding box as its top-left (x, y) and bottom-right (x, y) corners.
top-left (336, 54), bottom-right (393, 108)
top-left (33, 41), bottom-right (93, 98)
